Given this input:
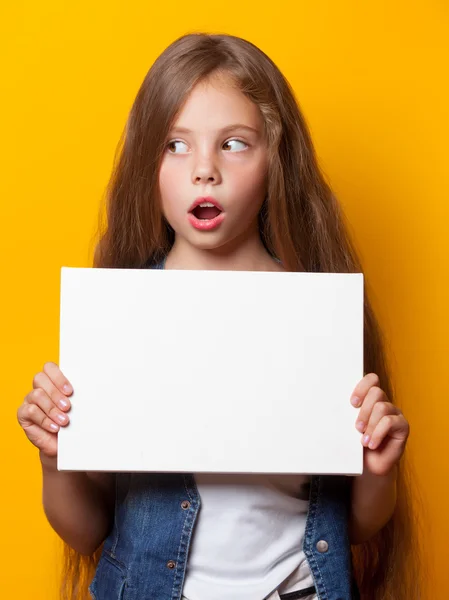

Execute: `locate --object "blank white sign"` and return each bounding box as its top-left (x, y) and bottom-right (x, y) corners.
top-left (57, 267), bottom-right (364, 475)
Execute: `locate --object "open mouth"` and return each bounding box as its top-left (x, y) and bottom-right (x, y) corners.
top-left (191, 203), bottom-right (222, 220)
top-left (188, 201), bottom-right (225, 231)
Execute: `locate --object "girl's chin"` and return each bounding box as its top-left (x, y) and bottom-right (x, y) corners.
top-left (174, 229), bottom-right (235, 253)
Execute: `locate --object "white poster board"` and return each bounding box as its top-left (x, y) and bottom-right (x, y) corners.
top-left (58, 267), bottom-right (364, 475)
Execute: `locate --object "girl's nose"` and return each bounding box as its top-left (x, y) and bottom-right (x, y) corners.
top-left (194, 173), bottom-right (216, 184)
top-left (192, 157), bottom-right (222, 185)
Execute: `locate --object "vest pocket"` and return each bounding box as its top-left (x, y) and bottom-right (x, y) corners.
top-left (89, 551), bottom-right (127, 600)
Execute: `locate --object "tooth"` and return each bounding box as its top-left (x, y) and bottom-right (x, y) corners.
top-left (199, 202), bottom-right (215, 207)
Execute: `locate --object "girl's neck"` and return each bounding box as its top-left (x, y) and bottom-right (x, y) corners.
top-left (165, 233), bottom-right (284, 272)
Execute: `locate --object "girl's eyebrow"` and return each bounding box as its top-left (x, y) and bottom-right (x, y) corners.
top-left (169, 124), bottom-right (260, 135)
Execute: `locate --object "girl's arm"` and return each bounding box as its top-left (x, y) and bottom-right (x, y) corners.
top-left (17, 362), bottom-right (114, 556)
top-left (40, 452), bottom-right (115, 555)
top-left (347, 373), bottom-right (409, 544)
top-left (348, 466), bottom-right (397, 544)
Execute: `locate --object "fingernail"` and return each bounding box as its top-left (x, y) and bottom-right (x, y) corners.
top-left (63, 384), bottom-right (72, 394)
top-left (363, 435), bottom-right (370, 445)
top-left (368, 440), bottom-right (376, 449)
top-left (351, 396), bottom-right (360, 407)
top-left (58, 398), bottom-right (69, 410)
top-left (57, 413), bottom-right (67, 424)
top-left (356, 421), bottom-right (365, 432)
top-left (50, 423), bottom-right (59, 432)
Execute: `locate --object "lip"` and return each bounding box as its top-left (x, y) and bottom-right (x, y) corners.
top-left (188, 212), bottom-right (225, 231)
top-left (188, 196), bottom-right (224, 213)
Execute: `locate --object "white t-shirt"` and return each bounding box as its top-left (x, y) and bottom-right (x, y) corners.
top-left (181, 473), bottom-right (317, 600)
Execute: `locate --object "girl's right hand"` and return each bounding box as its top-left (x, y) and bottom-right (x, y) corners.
top-left (17, 362), bottom-right (73, 459)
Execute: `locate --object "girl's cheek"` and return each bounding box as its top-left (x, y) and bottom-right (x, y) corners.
top-left (159, 165), bottom-right (180, 201)
top-left (230, 157), bottom-right (266, 185)
top-left (238, 165), bottom-right (268, 198)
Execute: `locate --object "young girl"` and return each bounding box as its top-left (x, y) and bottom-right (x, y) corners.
top-left (17, 33), bottom-right (417, 600)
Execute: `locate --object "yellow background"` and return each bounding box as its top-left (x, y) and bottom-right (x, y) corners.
top-left (1, 1), bottom-right (447, 596)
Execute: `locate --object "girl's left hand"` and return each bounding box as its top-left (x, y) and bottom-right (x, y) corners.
top-left (350, 373), bottom-right (410, 476)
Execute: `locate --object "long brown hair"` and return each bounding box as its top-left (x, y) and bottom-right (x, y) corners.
top-left (61, 32), bottom-right (421, 599)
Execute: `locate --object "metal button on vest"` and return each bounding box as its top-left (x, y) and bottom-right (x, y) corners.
top-left (181, 500), bottom-right (191, 510)
top-left (166, 560), bottom-right (176, 569)
top-left (316, 540), bottom-right (329, 553)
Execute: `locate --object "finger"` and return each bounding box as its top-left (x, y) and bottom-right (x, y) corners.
top-left (26, 387), bottom-right (70, 428)
top-left (366, 414), bottom-right (410, 450)
top-left (18, 400), bottom-right (61, 434)
top-left (17, 402), bottom-right (58, 456)
top-left (355, 385), bottom-right (386, 432)
top-left (40, 362), bottom-right (73, 397)
top-left (361, 402), bottom-right (400, 445)
top-left (350, 373), bottom-right (380, 407)
top-left (34, 366), bottom-right (72, 411)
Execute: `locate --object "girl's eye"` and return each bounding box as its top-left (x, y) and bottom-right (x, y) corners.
top-left (166, 138), bottom-right (248, 154)
top-left (223, 139), bottom-right (248, 152)
top-left (167, 140), bottom-right (189, 154)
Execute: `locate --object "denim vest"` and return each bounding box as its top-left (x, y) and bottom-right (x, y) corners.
top-left (89, 260), bottom-right (359, 600)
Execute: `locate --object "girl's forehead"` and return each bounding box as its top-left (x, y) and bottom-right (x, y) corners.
top-left (172, 76), bottom-right (263, 130)
top-left (188, 76), bottom-right (243, 104)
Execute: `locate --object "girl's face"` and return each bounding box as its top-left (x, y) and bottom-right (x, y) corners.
top-left (158, 74), bottom-right (269, 255)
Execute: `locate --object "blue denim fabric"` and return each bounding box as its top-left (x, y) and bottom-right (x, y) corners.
top-left (88, 259), bottom-right (359, 600)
